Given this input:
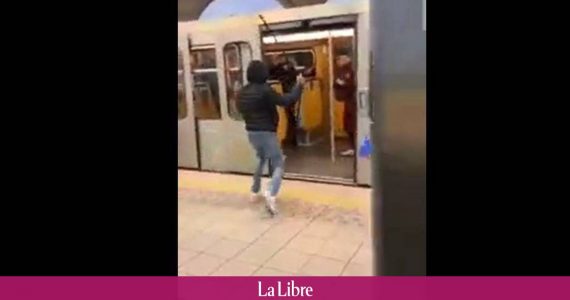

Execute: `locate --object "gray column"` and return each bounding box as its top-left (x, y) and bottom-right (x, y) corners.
top-left (370, 0), bottom-right (426, 275)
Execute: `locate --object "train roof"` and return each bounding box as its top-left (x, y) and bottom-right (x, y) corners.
top-left (178, 1), bottom-right (368, 34)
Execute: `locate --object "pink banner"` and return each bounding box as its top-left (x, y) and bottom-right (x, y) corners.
top-left (0, 277), bottom-right (568, 300)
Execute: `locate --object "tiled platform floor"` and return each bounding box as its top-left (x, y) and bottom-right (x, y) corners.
top-left (178, 170), bottom-right (372, 276)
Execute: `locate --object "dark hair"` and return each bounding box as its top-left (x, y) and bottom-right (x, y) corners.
top-left (246, 60), bottom-right (269, 84)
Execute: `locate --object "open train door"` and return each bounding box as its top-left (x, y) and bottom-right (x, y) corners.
top-left (178, 34), bottom-right (199, 169)
top-left (186, 16), bottom-right (262, 174)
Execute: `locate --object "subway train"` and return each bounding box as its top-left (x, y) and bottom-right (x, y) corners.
top-left (178, 1), bottom-right (371, 186)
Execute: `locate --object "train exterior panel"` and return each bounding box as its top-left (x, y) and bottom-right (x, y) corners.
top-left (178, 1), bottom-right (371, 186)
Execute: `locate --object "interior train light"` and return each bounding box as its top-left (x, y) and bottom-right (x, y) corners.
top-left (262, 28), bottom-right (354, 44)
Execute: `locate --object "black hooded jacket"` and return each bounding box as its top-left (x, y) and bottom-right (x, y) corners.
top-left (269, 61), bottom-right (297, 93)
top-left (237, 60), bottom-right (303, 132)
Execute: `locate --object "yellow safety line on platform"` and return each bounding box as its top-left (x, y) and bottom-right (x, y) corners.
top-left (178, 174), bottom-right (369, 212)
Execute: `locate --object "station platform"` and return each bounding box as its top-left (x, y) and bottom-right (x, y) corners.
top-left (178, 170), bottom-right (372, 276)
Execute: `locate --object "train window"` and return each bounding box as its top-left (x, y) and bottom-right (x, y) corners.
top-left (190, 47), bottom-right (222, 120)
top-left (190, 48), bottom-right (217, 70)
top-left (224, 42), bottom-right (252, 121)
top-left (178, 50), bottom-right (188, 120)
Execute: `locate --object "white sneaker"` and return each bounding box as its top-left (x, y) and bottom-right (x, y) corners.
top-left (265, 196), bottom-right (278, 215)
top-left (340, 149), bottom-right (355, 156)
top-left (263, 182), bottom-right (277, 215)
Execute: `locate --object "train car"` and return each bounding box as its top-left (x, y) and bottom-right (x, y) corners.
top-left (178, 1), bottom-right (371, 186)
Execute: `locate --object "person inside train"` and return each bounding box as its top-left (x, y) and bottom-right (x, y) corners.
top-left (269, 55), bottom-right (299, 147)
top-left (333, 50), bottom-right (357, 156)
top-left (269, 55), bottom-right (297, 92)
top-left (237, 60), bottom-right (305, 215)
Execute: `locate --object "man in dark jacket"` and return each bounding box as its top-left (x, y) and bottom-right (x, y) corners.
top-left (238, 60), bottom-right (305, 215)
top-left (270, 56), bottom-right (297, 93)
top-left (269, 56), bottom-right (299, 146)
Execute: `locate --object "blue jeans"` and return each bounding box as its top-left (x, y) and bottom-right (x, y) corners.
top-left (247, 131), bottom-right (284, 197)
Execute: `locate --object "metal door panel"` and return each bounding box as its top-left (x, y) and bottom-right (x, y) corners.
top-left (356, 12), bottom-right (372, 185)
top-left (178, 37), bottom-right (199, 168)
top-left (188, 17), bottom-right (262, 174)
